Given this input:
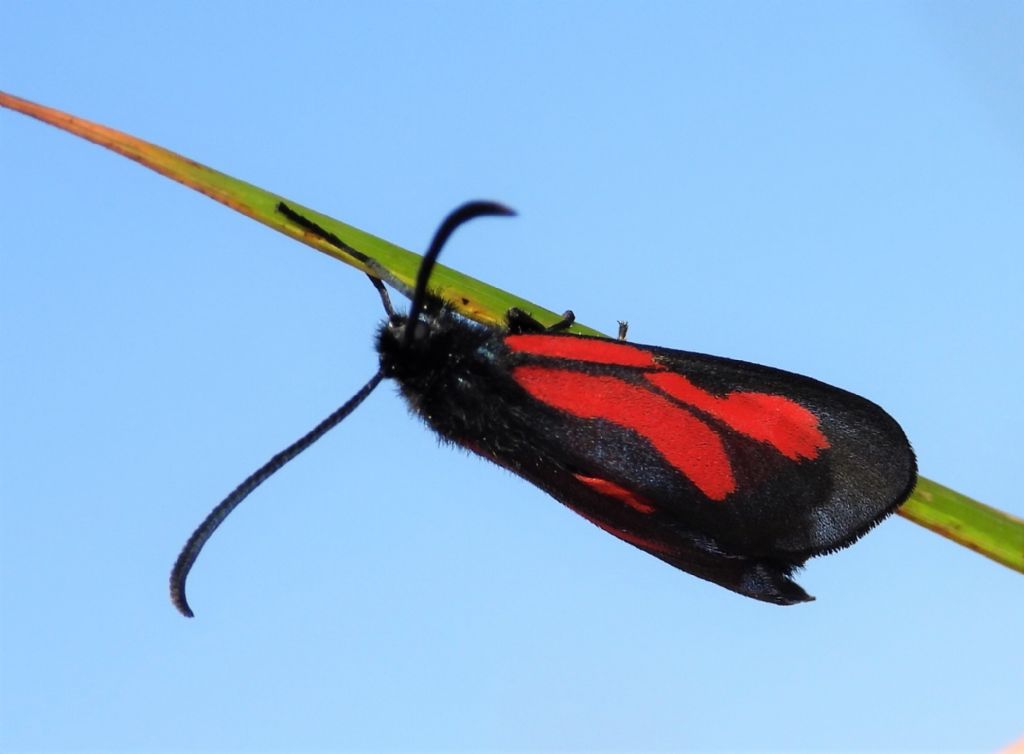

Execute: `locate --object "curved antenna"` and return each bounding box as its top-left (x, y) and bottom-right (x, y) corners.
top-left (170, 370), bottom-right (385, 618)
top-left (404, 201), bottom-right (516, 344)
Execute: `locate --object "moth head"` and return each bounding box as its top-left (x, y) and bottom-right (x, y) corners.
top-left (377, 304), bottom-right (456, 381)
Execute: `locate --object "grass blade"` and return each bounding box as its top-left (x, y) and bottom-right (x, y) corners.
top-left (3, 89), bottom-right (1020, 576)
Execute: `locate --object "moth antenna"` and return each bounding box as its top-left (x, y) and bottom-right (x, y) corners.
top-left (170, 370), bottom-right (385, 618)
top-left (404, 201), bottom-right (516, 344)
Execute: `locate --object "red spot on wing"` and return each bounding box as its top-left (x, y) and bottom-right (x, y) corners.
top-left (574, 474), bottom-right (656, 514)
top-left (514, 366), bottom-right (735, 500)
top-left (505, 334), bottom-right (657, 367)
top-left (574, 508), bottom-right (674, 555)
top-left (645, 372), bottom-right (829, 460)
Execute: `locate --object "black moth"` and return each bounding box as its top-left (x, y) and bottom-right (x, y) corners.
top-left (170, 201), bottom-right (916, 616)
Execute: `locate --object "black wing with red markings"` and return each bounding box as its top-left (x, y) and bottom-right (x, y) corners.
top-left (477, 331), bottom-right (917, 604)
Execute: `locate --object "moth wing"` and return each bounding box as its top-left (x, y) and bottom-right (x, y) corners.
top-left (505, 336), bottom-right (916, 561)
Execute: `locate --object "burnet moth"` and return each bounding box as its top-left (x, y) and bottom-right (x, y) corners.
top-left (170, 201), bottom-right (917, 616)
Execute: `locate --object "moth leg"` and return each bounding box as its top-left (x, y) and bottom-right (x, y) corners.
top-left (505, 307), bottom-right (543, 333)
top-left (366, 275), bottom-right (397, 319)
top-left (617, 321), bottom-right (629, 340)
top-left (506, 308), bottom-right (575, 334)
top-left (277, 202), bottom-right (415, 300)
top-left (547, 310), bottom-right (575, 332)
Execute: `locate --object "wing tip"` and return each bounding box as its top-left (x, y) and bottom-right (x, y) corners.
top-left (738, 561), bottom-right (815, 606)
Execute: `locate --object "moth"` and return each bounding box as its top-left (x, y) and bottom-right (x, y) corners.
top-left (170, 201), bottom-right (916, 616)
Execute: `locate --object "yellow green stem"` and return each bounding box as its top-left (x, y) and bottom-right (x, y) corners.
top-left (3, 89), bottom-right (1020, 576)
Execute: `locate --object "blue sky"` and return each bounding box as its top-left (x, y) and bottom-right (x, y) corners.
top-left (2, 2), bottom-right (1022, 752)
